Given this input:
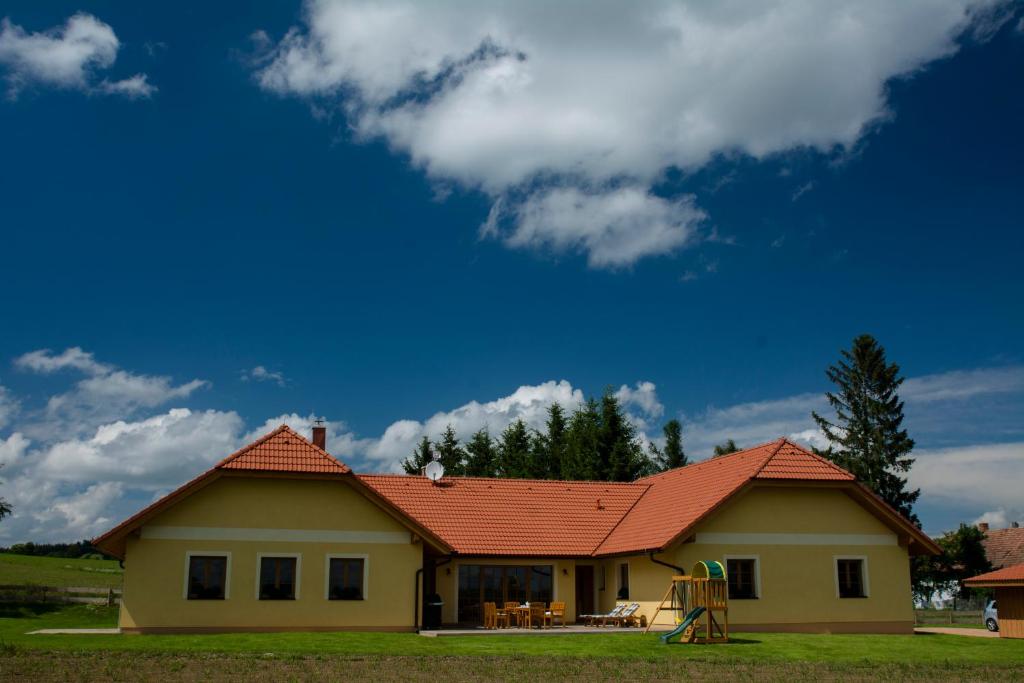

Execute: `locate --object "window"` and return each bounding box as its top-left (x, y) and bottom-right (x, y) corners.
top-left (726, 557), bottom-right (758, 599)
top-left (617, 562), bottom-right (630, 600)
top-left (186, 554), bottom-right (228, 600)
top-left (259, 555), bottom-right (299, 600)
top-left (836, 557), bottom-right (867, 598)
top-left (328, 557), bottom-right (365, 600)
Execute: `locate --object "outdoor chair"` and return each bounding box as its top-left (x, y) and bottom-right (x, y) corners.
top-left (583, 603), bottom-right (624, 626)
top-left (546, 601), bottom-right (566, 627)
top-left (604, 602), bottom-right (640, 627)
top-left (504, 601), bottom-right (521, 627)
top-left (523, 603), bottom-right (547, 628)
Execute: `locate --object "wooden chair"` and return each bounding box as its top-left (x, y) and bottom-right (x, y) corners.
top-left (504, 601), bottom-right (521, 627)
top-left (546, 601), bottom-right (566, 627)
top-left (527, 603), bottom-right (547, 629)
top-left (482, 601), bottom-right (496, 629)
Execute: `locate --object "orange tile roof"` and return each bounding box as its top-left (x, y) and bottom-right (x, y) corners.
top-left (216, 425), bottom-right (350, 474)
top-left (358, 475), bottom-right (646, 556)
top-left (983, 527), bottom-right (1024, 569)
top-left (964, 562), bottom-right (1024, 586)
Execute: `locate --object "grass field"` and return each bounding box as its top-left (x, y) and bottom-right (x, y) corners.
top-left (0, 604), bottom-right (1021, 681)
top-left (0, 555), bottom-right (122, 589)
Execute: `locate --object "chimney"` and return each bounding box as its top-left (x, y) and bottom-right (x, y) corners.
top-left (312, 419), bottom-right (326, 450)
top-left (977, 522), bottom-right (989, 532)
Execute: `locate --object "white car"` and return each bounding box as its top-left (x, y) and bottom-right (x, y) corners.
top-left (984, 599), bottom-right (999, 632)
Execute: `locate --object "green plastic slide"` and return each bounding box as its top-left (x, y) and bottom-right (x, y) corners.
top-left (659, 606), bottom-right (705, 644)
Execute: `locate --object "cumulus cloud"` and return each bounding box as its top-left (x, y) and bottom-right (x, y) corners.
top-left (241, 365), bottom-right (288, 387)
top-left (0, 13), bottom-right (154, 98)
top-left (255, 0), bottom-right (1000, 267)
top-left (15, 348), bottom-right (209, 439)
top-left (0, 383), bottom-right (18, 429)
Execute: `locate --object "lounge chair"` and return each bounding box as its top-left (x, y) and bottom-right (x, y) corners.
top-left (582, 603), bottom-right (624, 626)
top-left (604, 602), bottom-right (640, 627)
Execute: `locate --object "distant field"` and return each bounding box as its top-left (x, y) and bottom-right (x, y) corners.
top-left (0, 554), bottom-right (122, 589)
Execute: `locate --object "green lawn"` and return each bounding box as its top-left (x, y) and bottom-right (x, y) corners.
top-left (0, 554), bottom-right (122, 589)
top-left (1, 604), bottom-right (1021, 673)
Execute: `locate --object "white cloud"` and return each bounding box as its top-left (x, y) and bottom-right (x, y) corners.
top-left (15, 348), bottom-right (209, 439)
top-left (615, 381), bottom-right (664, 433)
top-left (44, 482), bottom-right (124, 538)
top-left (362, 380), bottom-right (585, 467)
top-left (0, 383), bottom-right (17, 429)
top-left (485, 187), bottom-right (704, 268)
top-left (902, 365), bottom-right (1024, 403)
top-left (15, 347), bottom-right (110, 375)
top-left (0, 432), bottom-right (30, 469)
top-left (256, 0), bottom-right (999, 267)
top-left (909, 442), bottom-right (1024, 526)
top-left (243, 412), bottom-right (366, 456)
top-left (241, 365), bottom-right (287, 387)
top-left (973, 509), bottom-right (1012, 530)
top-left (0, 13), bottom-right (153, 98)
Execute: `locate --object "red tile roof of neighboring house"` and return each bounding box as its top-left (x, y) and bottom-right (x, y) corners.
top-left (217, 425), bottom-right (350, 474)
top-left (983, 527), bottom-right (1024, 570)
top-left (358, 475), bottom-right (646, 556)
top-left (964, 562), bottom-right (1024, 586)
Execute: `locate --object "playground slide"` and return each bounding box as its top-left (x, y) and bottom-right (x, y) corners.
top-left (659, 606), bottom-right (706, 644)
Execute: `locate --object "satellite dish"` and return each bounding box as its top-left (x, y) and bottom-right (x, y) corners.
top-left (424, 460), bottom-right (445, 482)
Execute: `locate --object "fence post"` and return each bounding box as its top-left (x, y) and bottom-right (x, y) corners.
top-left (107, 588), bottom-right (114, 607)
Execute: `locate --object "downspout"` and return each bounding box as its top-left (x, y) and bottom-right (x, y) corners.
top-left (415, 555), bottom-right (453, 633)
top-left (648, 551), bottom-right (685, 574)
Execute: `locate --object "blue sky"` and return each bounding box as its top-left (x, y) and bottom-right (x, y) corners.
top-left (0, 1), bottom-right (1022, 543)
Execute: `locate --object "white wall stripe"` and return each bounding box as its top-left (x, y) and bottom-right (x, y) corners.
top-left (142, 526), bottom-right (411, 545)
top-left (695, 532), bottom-right (896, 546)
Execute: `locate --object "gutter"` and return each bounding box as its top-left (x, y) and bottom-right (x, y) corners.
top-left (415, 555), bottom-right (453, 633)
top-left (648, 551), bottom-right (685, 575)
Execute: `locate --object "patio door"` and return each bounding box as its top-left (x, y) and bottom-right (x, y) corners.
top-left (575, 565), bottom-right (594, 620)
top-left (457, 564), bottom-right (554, 624)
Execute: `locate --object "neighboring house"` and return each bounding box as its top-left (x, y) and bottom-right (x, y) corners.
top-left (94, 426), bottom-right (938, 634)
top-left (979, 523), bottom-right (1024, 570)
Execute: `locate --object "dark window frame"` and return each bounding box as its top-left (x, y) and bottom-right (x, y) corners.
top-left (726, 557), bottom-right (758, 600)
top-left (617, 562), bottom-right (630, 600)
top-left (328, 557), bottom-right (365, 601)
top-left (186, 554), bottom-right (228, 600)
top-left (259, 555), bottom-right (299, 601)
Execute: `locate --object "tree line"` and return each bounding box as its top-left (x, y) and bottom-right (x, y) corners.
top-left (402, 388), bottom-right (691, 481)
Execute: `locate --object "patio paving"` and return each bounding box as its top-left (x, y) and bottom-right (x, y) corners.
top-left (420, 625), bottom-right (672, 637)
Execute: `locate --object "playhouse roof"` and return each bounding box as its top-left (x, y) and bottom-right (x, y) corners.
top-left (964, 562), bottom-right (1024, 587)
top-left (94, 430), bottom-right (938, 559)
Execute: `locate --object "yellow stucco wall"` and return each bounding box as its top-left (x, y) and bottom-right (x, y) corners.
top-left (617, 485), bottom-right (915, 632)
top-left (119, 476), bottom-right (422, 631)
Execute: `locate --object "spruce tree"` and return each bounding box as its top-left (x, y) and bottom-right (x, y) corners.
top-left (599, 387), bottom-right (650, 482)
top-left (464, 427), bottom-right (497, 477)
top-left (497, 419), bottom-right (533, 478)
top-left (712, 439), bottom-right (739, 457)
top-left (812, 334), bottom-right (920, 522)
top-left (401, 436), bottom-right (434, 475)
top-left (563, 399), bottom-right (601, 480)
top-left (535, 403), bottom-right (568, 479)
top-left (650, 419), bottom-right (687, 471)
top-left (434, 424), bottom-right (467, 476)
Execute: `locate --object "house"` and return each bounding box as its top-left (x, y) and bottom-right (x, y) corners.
top-left (94, 425), bottom-right (938, 634)
top-left (978, 522), bottom-right (1024, 570)
top-left (964, 563), bottom-right (1024, 639)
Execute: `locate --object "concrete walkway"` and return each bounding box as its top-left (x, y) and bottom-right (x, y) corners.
top-left (28, 628), bottom-right (121, 635)
top-left (420, 625), bottom-right (670, 637)
top-left (914, 626), bottom-right (998, 638)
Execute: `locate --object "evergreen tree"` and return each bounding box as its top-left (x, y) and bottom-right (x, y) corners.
top-left (534, 403), bottom-right (569, 479)
top-left (712, 439), bottom-right (739, 457)
top-left (650, 419), bottom-right (687, 471)
top-left (434, 424), bottom-right (467, 476)
top-left (497, 419), bottom-right (533, 478)
top-left (401, 436), bottom-right (434, 475)
top-left (464, 427), bottom-right (497, 477)
top-left (563, 399), bottom-right (601, 480)
top-left (599, 387), bottom-right (649, 481)
top-left (812, 334), bottom-right (920, 522)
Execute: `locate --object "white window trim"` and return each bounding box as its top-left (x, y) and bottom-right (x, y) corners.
top-left (183, 550), bottom-right (232, 600)
top-left (833, 555), bottom-right (870, 599)
top-left (325, 553), bottom-right (370, 601)
top-left (256, 552), bottom-right (302, 600)
top-left (617, 561), bottom-right (630, 600)
top-left (724, 554), bottom-right (761, 599)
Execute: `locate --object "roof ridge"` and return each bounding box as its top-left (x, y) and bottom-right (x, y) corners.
top-left (214, 424), bottom-right (292, 469)
top-left (751, 437), bottom-right (790, 479)
top-left (357, 472), bottom-right (643, 487)
top-left (784, 438), bottom-right (853, 476)
top-left (637, 437), bottom-right (791, 481)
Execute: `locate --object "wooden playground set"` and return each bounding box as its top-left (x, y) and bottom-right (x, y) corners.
top-left (646, 560), bottom-right (729, 644)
